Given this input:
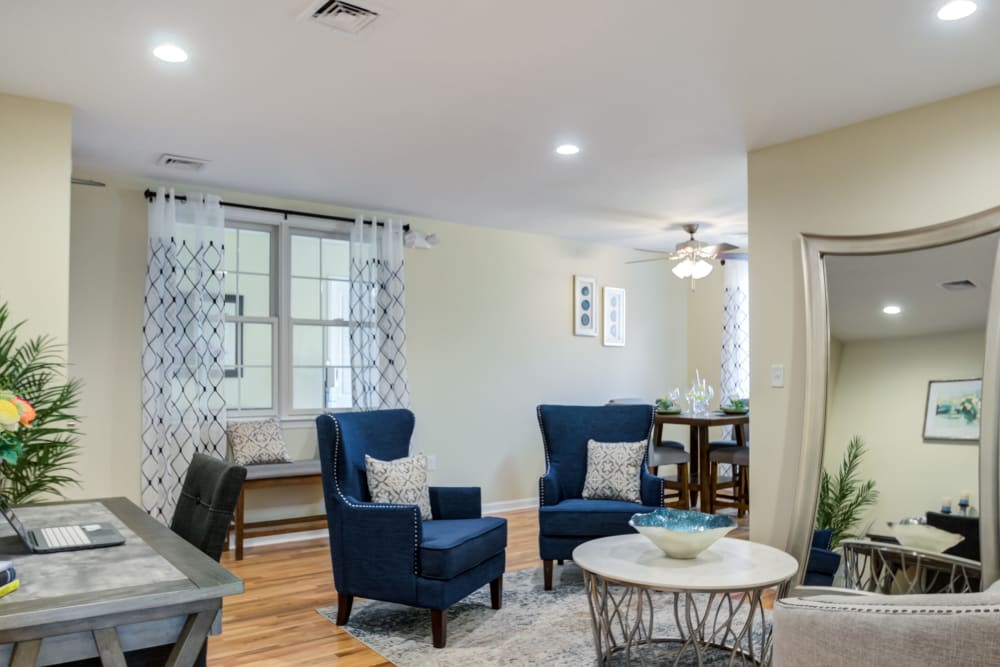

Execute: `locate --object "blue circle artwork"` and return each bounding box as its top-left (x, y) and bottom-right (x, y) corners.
top-left (610, 325), bottom-right (618, 337)
top-left (610, 295), bottom-right (619, 307)
top-left (610, 310), bottom-right (618, 322)
top-left (581, 314), bottom-right (591, 326)
top-left (581, 286), bottom-right (590, 296)
top-left (581, 299), bottom-right (591, 311)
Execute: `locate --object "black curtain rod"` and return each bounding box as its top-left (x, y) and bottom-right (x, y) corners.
top-left (143, 189), bottom-right (409, 231)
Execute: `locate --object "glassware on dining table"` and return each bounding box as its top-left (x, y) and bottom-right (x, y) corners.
top-left (685, 369), bottom-right (714, 416)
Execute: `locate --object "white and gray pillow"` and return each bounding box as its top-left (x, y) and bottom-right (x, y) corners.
top-left (226, 418), bottom-right (293, 466)
top-left (581, 439), bottom-right (647, 503)
top-left (365, 452), bottom-right (433, 520)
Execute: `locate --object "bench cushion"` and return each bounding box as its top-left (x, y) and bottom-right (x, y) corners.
top-left (245, 459), bottom-right (322, 480)
top-left (539, 498), bottom-right (656, 537)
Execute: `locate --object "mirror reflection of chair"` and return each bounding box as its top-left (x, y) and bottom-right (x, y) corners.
top-left (840, 539), bottom-right (981, 594)
top-left (607, 398), bottom-right (689, 508)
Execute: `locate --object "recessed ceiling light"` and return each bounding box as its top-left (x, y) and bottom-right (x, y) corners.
top-left (555, 144), bottom-right (580, 156)
top-left (882, 305), bottom-right (902, 315)
top-left (937, 1), bottom-right (977, 21)
top-left (153, 44), bottom-right (188, 63)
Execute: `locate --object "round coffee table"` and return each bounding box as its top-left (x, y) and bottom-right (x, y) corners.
top-left (572, 534), bottom-right (798, 666)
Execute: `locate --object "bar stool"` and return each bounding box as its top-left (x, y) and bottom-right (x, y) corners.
top-left (708, 445), bottom-right (749, 516)
top-left (651, 443), bottom-right (691, 509)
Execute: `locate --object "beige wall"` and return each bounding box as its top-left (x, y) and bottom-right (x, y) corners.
top-left (0, 93), bottom-right (72, 343)
top-left (69, 170), bottom-right (690, 520)
top-left (824, 332), bottom-right (983, 531)
top-left (748, 84), bottom-right (1000, 548)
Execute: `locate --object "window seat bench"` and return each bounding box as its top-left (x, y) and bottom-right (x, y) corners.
top-left (233, 459), bottom-right (326, 560)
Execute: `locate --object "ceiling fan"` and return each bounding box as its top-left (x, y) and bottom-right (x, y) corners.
top-left (627, 223), bottom-right (745, 288)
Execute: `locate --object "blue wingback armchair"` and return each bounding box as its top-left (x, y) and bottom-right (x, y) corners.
top-left (316, 409), bottom-right (508, 648)
top-left (537, 404), bottom-right (664, 589)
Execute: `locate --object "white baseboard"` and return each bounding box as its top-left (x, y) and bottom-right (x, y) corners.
top-left (228, 497), bottom-right (539, 553)
top-left (483, 497), bottom-right (538, 514)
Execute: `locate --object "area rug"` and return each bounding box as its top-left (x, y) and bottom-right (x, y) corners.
top-left (316, 564), bottom-right (762, 666)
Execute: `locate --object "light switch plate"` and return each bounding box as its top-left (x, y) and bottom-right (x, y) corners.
top-left (770, 364), bottom-right (785, 388)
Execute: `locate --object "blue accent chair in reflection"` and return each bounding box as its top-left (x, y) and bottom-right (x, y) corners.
top-left (537, 404), bottom-right (664, 589)
top-left (805, 528), bottom-right (841, 586)
top-left (316, 409), bottom-right (507, 648)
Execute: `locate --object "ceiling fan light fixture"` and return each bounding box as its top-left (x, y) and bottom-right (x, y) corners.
top-left (672, 259), bottom-right (694, 279)
top-left (691, 259), bottom-right (713, 280)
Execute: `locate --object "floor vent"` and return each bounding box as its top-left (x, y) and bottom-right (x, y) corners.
top-left (156, 154), bottom-right (210, 171)
top-left (305, 0), bottom-right (379, 34)
top-left (939, 279), bottom-right (977, 291)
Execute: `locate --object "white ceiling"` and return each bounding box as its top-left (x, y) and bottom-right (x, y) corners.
top-left (827, 233), bottom-right (1000, 341)
top-left (2, 0), bottom-right (999, 250)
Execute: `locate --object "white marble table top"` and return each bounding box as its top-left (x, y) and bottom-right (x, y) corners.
top-left (573, 534), bottom-right (799, 591)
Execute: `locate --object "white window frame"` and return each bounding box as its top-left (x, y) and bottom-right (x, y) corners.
top-left (223, 208), bottom-right (353, 423)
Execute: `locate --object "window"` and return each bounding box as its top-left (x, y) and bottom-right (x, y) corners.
top-left (223, 216), bottom-right (352, 418)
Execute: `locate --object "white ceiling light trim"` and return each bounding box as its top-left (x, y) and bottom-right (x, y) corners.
top-left (153, 44), bottom-right (188, 63)
top-left (937, 1), bottom-right (977, 21)
top-left (882, 305), bottom-right (902, 315)
top-left (555, 144), bottom-right (580, 156)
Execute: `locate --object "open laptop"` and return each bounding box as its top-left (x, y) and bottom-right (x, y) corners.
top-left (0, 497), bottom-right (125, 553)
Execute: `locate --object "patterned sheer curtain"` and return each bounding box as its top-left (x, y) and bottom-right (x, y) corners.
top-left (141, 188), bottom-right (227, 523)
top-left (349, 217), bottom-right (410, 410)
top-left (721, 259), bottom-right (750, 439)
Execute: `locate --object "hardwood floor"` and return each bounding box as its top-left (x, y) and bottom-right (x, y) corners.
top-left (209, 508), bottom-right (750, 666)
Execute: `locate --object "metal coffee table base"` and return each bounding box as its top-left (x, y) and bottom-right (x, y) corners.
top-left (583, 571), bottom-right (788, 666)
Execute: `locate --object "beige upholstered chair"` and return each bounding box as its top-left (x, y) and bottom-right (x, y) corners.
top-left (772, 581), bottom-right (1000, 666)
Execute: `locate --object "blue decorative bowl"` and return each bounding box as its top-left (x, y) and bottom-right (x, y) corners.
top-left (629, 508), bottom-right (737, 559)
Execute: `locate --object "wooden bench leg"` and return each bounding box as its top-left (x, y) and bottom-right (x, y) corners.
top-left (235, 487), bottom-right (245, 561)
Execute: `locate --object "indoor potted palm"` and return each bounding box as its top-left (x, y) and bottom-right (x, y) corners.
top-left (0, 303), bottom-right (82, 502)
top-left (815, 435), bottom-right (879, 549)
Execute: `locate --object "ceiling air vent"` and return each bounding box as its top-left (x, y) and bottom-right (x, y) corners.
top-left (939, 279), bottom-right (977, 291)
top-left (156, 154), bottom-right (210, 171)
top-left (305, 0), bottom-right (379, 34)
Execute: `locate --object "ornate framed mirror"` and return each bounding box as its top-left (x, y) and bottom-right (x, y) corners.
top-left (789, 204), bottom-right (1000, 594)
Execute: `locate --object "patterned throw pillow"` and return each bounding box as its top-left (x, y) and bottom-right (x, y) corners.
top-left (365, 452), bottom-right (433, 520)
top-left (227, 418), bottom-right (293, 466)
top-left (581, 439), bottom-right (647, 503)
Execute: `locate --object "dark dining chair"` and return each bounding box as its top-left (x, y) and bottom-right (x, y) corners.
top-left (171, 453), bottom-right (248, 562)
top-left (169, 453), bottom-right (247, 666)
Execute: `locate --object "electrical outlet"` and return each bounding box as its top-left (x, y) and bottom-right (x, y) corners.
top-left (770, 364), bottom-right (785, 388)
top-left (426, 455), bottom-right (437, 471)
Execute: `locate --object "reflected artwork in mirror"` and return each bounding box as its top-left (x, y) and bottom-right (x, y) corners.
top-left (790, 205), bottom-right (1000, 595)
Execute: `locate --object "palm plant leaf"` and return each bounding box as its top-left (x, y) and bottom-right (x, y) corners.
top-left (0, 303), bottom-right (82, 503)
top-left (815, 435), bottom-right (879, 548)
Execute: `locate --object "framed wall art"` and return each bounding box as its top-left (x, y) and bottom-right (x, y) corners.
top-left (602, 287), bottom-right (625, 347)
top-left (573, 275), bottom-right (597, 336)
top-left (923, 378), bottom-right (982, 442)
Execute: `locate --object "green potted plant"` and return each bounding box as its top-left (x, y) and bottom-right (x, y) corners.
top-left (0, 304), bottom-right (82, 502)
top-left (815, 435), bottom-right (878, 549)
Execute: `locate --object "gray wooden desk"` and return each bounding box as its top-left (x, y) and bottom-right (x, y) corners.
top-left (0, 497), bottom-right (244, 666)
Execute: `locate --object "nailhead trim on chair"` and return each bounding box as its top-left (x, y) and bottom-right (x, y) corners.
top-left (329, 414), bottom-right (421, 576)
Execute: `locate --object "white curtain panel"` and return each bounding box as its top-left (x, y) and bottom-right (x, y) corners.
top-left (141, 188), bottom-right (227, 523)
top-left (721, 259), bottom-right (751, 440)
top-left (349, 217), bottom-right (410, 410)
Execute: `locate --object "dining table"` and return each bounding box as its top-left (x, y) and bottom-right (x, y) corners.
top-left (653, 411), bottom-right (749, 512)
top-left (0, 497), bottom-right (243, 666)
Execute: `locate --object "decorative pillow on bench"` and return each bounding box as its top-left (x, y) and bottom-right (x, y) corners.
top-left (581, 439), bottom-right (646, 503)
top-left (227, 418), bottom-right (293, 466)
top-left (365, 452), bottom-right (433, 520)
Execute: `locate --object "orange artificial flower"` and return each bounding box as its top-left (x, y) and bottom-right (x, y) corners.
top-left (12, 397), bottom-right (35, 427)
